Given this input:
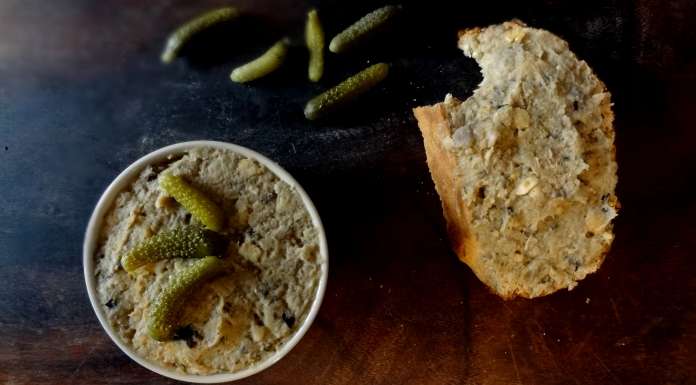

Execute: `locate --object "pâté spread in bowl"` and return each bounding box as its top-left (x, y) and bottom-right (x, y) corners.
top-left (84, 142), bottom-right (327, 380)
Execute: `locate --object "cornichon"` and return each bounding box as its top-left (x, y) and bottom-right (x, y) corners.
top-left (121, 226), bottom-right (225, 273)
top-left (305, 9), bottom-right (325, 82)
top-left (230, 39), bottom-right (288, 83)
top-left (159, 173), bottom-right (225, 232)
top-left (304, 62), bottom-right (389, 120)
top-left (328, 5), bottom-right (401, 54)
top-left (147, 256), bottom-right (226, 341)
top-left (161, 7), bottom-right (240, 64)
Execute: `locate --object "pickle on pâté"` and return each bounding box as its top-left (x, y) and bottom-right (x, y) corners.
top-left (159, 173), bottom-right (225, 232)
top-left (161, 7), bottom-right (240, 64)
top-left (304, 62), bottom-right (389, 120)
top-left (328, 5), bottom-right (401, 54)
top-left (121, 225), bottom-right (225, 273)
top-left (147, 256), bottom-right (226, 341)
top-left (305, 9), bottom-right (325, 82)
top-left (230, 39), bottom-right (288, 83)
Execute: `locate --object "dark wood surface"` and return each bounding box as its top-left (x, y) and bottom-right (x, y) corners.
top-left (1, 0), bottom-right (695, 384)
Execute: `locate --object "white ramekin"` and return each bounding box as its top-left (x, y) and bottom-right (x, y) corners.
top-left (83, 140), bottom-right (329, 383)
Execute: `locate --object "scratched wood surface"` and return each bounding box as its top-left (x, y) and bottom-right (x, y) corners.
top-left (1, 0), bottom-right (695, 384)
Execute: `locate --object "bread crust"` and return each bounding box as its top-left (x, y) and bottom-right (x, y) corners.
top-left (412, 105), bottom-right (478, 270)
top-left (414, 21), bottom-right (619, 299)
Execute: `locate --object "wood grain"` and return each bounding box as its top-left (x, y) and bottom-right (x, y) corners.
top-left (1, 0), bottom-right (695, 384)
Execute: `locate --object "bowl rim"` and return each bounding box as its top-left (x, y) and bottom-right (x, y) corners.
top-left (82, 140), bottom-right (329, 383)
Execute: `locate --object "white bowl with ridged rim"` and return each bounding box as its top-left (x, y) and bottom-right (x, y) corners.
top-left (83, 140), bottom-right (328, 383)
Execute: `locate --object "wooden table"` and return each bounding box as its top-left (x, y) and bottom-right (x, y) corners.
top-left (1, 0), bottom-right (695, 383)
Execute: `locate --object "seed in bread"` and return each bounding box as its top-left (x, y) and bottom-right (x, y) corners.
top-left (413, 20), bottom-right (619, 298)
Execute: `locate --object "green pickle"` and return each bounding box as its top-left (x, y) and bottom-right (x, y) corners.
top-left (161, 7), bottom-right (240, 64)
top-left (147, 256), bottom-right (226, 341)
top-left (304, 62), bottom-right (389, 120)
top-left (159, 173), bottom-right (225, 232)
top-left (121, 225), bottom-right (225, 272)
top-left (230, 39), bottom-right (288, 83)
top-left (305, 9), bottom-right (325, 82)
top-left (328, 5), bottom-right (400, 54)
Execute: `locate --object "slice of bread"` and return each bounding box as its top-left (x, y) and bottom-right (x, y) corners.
top-left (413, 20), bottom-right (619, 298)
